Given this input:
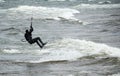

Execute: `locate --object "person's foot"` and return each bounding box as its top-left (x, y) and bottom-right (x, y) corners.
top-left (40, 46), bottom-right (43, 48)
top-left (43, 42), bottom-right (47, 45)
top-left (41, 46), bottom-right (43, 49)
top-left (41, 42), bottom-right (47, 48)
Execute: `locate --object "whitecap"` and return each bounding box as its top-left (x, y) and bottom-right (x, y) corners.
top-left (0, 0), bottom-right (5, 3)
top-left (46, 38), bottom-right (120, 58)
top-left (48, 0), bottom-right (66, 1)
top-left (74, 4), bottom-right (120, 9)
top-left (98, 1), bottom-right (111, 4)
top-left (108, 73), bottom-right (120, 76)
top-left (48, 0), bottom-right (76, 2)
top-left (3, 49), bottom-right (21, 53)
top-left (2, 38), bottom-right (120, 63)
top-left (6, 5), bottom-right (80, 23)
top-left (27, 38), bottom-right (120, 63)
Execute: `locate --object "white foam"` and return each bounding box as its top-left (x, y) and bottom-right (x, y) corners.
top-left (108, 73), bottom-right (120, 76)
top-left (48, 0), bottom-right (76, 1)
top-left (0, 0), bottom-right (5, 3)
top-left (98, 1), bottom-right (111, 4)
top-left (3, 49), bottom-right (20, 53)
top-left (88, 0), bottom-right (94, 1)
top-left (2, 38), bottom-right (120, 63)
top-left (48, 0), bottom-right (66, 1)
top-left (74, 4), bottom-right (120, 9)
top-left (7, 5), bottom-right (80, 22)
top-left (46, 38), bottom-right (120, 58)
top-left (25, 39), bottom-right (120, 63)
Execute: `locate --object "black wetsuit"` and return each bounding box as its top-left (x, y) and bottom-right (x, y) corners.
top-left (24, 25), bottom-right (44, 48)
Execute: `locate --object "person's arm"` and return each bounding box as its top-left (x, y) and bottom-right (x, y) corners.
top-left (30, 25), bottom-right (33, 32)
top-left (30, 17), bottom-right (33, 32)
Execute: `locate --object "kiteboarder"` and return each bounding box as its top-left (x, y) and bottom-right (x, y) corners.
top-left (24, 18), bottom-right (46, 48)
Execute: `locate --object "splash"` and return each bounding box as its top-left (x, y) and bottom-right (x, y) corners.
top-left (6, 5), bottom-right (81, 23)
top-left (46, 38), bottom-right (120, 58)
top-left (1, 38), bottom-right (120, 63)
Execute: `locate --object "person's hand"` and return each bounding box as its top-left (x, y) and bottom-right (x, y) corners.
top-left (30, 25), bottom-right (32, 28)
top-left (30, 17), bottom-right (33, 27)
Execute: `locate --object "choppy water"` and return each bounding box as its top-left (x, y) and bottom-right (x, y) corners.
top-left (0, 0), bottom-right (120, 76)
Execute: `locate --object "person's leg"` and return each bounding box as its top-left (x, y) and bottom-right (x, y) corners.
top-left (36, 41), bottom-right (42, 48)
top-left (36, 37), bottom-right (44, 45)
top-left (32, 38), bottom-right (43, 48)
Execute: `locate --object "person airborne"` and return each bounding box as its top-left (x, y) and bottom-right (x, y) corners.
top-left (24, 18), bottom-right (46, 48)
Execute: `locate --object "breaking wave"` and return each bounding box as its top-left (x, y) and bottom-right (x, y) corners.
top-left (48, 0), bottom-right (66, 1)
top-left (1, 38), bottom-right (120, 63)
top-left (74, 4), bottom-right (120, 9)
top-left (0, 0), bottom-right (5, 3)
top-left (48, 0), bottom-right (76, 2)
top-left (5, 5), bottom-right (82, 23)
top-left (109, 73), bottom-right (120, 76)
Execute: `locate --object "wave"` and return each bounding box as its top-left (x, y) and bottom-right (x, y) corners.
top-left (1, 27), bottom-right (15, 31)
top-left (98, 1), bottom-right (111, 4)
top-left (109, 73), bottom-right (120, 76)
top-left (0, 0), bottom-right (5, 3)
top-left (5, 5), bottom-right (82, 23)
top-left (1, 38), bottom-right (120, 63)
top-left (0, 27), bottom-right (22, 35)
top-left (2, 49), bottom-right (21, 53)
top-left (48, 0), bottom-right (66, 1)
top-left (48, 0), bottom-right (76, 1)
top-left (74, 4), bottom-right (120, 9)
